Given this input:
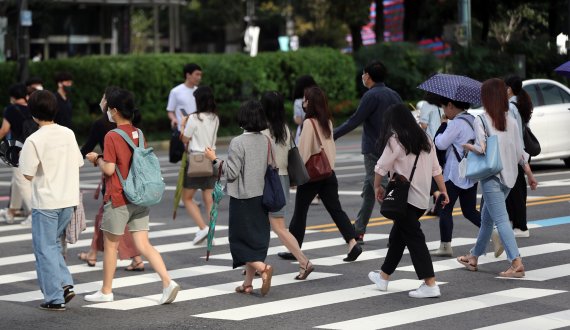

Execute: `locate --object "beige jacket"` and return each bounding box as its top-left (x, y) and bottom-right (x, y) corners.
top-left (298, 118), bottom-right (336, 170)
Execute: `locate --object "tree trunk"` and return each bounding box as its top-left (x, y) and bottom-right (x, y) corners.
top-left (350, 24), bottom-right (363, 53)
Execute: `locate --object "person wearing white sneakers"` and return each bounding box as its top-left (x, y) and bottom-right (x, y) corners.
top-left (84, 89), bottom-right (179, 305)
top-left (368, 104), bottom-right (449, 299)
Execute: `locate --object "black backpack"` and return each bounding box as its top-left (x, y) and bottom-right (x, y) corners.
top-left (19, 108), bottom-right (39, 143)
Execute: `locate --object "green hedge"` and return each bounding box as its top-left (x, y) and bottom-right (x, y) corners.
top-left (0, 47), bottom-right (356, 141)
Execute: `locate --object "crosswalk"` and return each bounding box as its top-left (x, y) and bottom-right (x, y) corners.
top-left (1, 156), bottom-right (570, 328)
top-left (0, 220), bottom-right (569, 329)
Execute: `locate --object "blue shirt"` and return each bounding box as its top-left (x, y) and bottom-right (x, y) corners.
top-left (434, 112), bottom-right (476, 189)
top-left (333, 83), bottom-right (402, 154)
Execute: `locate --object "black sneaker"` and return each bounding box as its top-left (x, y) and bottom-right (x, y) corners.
top-left (356, 234), bottom-right (365, 245)
top-left (63, 285), bottom-right (75, 304)
top-left (277, 252), bottom-right (296, 260)
top-left (39, 303), bottom-right (66, 311)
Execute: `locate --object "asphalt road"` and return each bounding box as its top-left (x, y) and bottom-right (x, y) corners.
top-left (1, 133), bottom-right (569, 330)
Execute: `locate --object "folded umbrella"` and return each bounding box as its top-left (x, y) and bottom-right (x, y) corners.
top-left (172, 152), bottom-right (188, 220)
top-left (554, 61), bottom-right (570, 78)
top-left (206, 164), bottom-right (225, 261)
top-left (418, 73), bottom-right (482, 105)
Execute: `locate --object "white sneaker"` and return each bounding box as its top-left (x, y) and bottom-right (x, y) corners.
top-left (0, 208), bottom-right (14, 224)
top-left (84, 290), bottom-right (114, 302)
top-left (409, 283), bottom-right (441, 298)
top-left (178, 199), bottom-right (185, 208)
top-left (491, 228), bottom-right (504, 258)
top-left (368, 271), bottom-right (388, 291)
top-left (513, 228), bottom-right (530, 238)
top-left (159, 280), bottom-right (180, 305)
top-left (192, 227), bottom-right (209, 245)
top-left (20, 215), bottom-right (32, 227)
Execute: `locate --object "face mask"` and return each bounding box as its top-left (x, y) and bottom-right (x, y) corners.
top-left (63, 85), bottom-right (72, 94)
top-left (107, 109), bottom-right (115, 123)
top-left (34, 85), bottom-right (43, 91)
top-left (362, 77), bottom-right (367, 88)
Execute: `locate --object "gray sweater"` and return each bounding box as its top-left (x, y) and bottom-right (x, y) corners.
top-left (214, 132), bottom-right (273, 199)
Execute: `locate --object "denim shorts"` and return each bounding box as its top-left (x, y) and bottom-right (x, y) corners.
top-left (101, 202), bottom-right (150, 235)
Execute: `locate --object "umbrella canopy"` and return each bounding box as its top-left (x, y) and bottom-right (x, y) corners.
top-left (418, 73), bottom-right (482, 105)
top-left (554, 61), bottom-right (570, 78)
top-left (206, 168), bottom-right (225, 261)
top-left (172, 152), bottom-right (188, 220)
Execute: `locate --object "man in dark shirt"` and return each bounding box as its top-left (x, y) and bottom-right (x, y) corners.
top-left (333, 60), bottom-right (402, 243)
top-left (0, 83), bottom-right (33, 224)
top-left (53, 71), bottom-right (73, 129)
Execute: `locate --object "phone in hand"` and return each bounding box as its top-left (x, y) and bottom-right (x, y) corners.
top-left (179, 108), bottom-right (188, 116)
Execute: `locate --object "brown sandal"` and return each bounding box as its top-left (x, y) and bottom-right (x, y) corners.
top-left (235, 284), bottom-right (253, 294)
top-left (77, 252), bottom-right (97, 267)
top-left (260, 264), bottom-right (273, 297)
top-left (295, 261), bottom-right (314, 280)
top-left (125, 260), bottom-right (145, 272)
top-left (457, 254), bottom-right (478, 271)
top-left (499, 262), bottom-right (525, 278)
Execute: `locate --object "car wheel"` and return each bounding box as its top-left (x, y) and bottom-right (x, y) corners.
top-left (564, 157), bottom-right (570, 168)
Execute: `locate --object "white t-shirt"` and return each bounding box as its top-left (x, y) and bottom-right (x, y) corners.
top-left (19, 124), bottom-right (84, 209)
top-left (183, 112), bottom-right (219, 152)
top-left (166, 83), bottom-right (198, 131)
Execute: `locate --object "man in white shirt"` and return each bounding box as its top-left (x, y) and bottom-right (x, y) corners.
top-left (166, 63), bottom-right (202, 131)
top-left (19, 90), bottom-right (84, 311)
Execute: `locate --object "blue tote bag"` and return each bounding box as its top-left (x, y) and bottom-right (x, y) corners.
top-left (464, 115), bottom-right (503, 181)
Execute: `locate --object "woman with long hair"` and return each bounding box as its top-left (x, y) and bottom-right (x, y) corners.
top-left (288, 86), bottom-right (362, 262)
top-left (504, 75), bottom-right (533, 237)
top-left (205, 100), bottom-right (274, 296)
top-left (85, 88), bottom-right (179, 304)
top-left (458, 78), bottom-right (538, 278)
top-left (261, 91), bottom-right (313, 280)
top-left (180, 86), bottom-right (219, 245)
top-left (368, 104), bottom-right (449, 298)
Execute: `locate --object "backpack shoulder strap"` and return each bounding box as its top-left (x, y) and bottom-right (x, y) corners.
top-left (111, 128), bottom-right (140, 149)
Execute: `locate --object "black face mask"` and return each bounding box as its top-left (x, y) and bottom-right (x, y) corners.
top-left (63, 85), bottom-right (73, 94)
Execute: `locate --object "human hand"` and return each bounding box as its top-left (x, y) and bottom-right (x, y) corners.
top-left (439, 192), bottom-right (450, 207)
top-left (86, 152), bottom-right (98, 165)
top-left (375, 186), bottom-right (385, 202)
top-left (204, 147), bottom-right (216, 161)
top-left (170, 118), bottom-right (178, 129)
top-left (528, 175), bottom-right (538, 190)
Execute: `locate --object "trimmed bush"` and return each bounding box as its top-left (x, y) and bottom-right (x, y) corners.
top-left (0, 47), bottom-right (356, 141)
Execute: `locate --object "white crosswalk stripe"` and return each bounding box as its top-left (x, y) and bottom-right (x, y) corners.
top-left (474, 309), bottom-right (570, 330)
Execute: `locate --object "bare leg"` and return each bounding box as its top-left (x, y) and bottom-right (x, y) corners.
top-left (270, 217), bottom-right (309, 266)
top-left (183, 188), bottom-right (206, 229)
top-left (201, 189), bottom-right (214, 223)
top-left (101, 231), bottom-right (120, 294)
top-left (131, 230), bottom-right (171, 288)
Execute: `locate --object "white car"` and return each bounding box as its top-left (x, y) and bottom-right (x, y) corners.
top-left (469, 79), bottom-right (570, 167)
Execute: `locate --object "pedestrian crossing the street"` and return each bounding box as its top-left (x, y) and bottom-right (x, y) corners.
top-left (0, 221), bottom-right (569, 329)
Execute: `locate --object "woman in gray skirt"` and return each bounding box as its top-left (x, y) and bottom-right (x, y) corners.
top-left (205, 100), bottom-right (274, 296)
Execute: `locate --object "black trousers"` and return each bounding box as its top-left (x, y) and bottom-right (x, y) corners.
top-left (506, 164), bottom-right (527, 231)
top-left (439, 181), bottom-right (481, 242)
top-left (381, 203), bottom-right (435, 280)
top-left (289, 172), bottom-right (356, 247)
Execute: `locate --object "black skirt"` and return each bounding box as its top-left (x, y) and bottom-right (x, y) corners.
top-left (228, 196), bottom-right (270, 268)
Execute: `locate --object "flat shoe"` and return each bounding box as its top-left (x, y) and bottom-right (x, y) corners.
top-left (235, 284), bottom-right (253, 294)
top-left (343, 244), bottom-right (362, 262)
top-left (277, 252), bottom-right (296, 260)
top-left (77, 252), bottom-right (96, 267)
top-left (295, 261), bottom-right (314, 280)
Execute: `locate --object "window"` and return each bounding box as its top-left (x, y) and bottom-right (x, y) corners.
top-left (539, 83), bottom-right (567, 105)
top-left (523, 84), bottom-right (541, 106)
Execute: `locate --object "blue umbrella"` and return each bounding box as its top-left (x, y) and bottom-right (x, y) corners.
top-left (554, 61), bottom-right (570, 78)
top-left (418, 73), bottom-right (482, 105)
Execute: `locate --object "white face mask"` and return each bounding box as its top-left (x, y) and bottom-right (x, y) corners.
top-left (34, 85), bottom-right (44, 91)
top-left (362, 77), bottom-right (368, 88)
top-left (107, 109), bottom-right (115, 123)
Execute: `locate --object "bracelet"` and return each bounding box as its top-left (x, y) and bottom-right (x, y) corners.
top-left (94, 154), bottom-right (104, 166)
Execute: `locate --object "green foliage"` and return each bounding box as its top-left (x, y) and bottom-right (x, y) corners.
top-left (0, 48), bottom-right (355, 141)
top-left (354, 42), bottom-right (442, 100)
top-left (448, 45), bottom-right (515, 81)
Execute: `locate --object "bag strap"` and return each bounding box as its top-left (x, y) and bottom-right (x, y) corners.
top-left (308, 119), bottom-right (323, 147)
top-left (479, 115), bottom-right (490, 138)
top-left (450, 114), bottom-right (475, 161)
top-left (264, 135), bottom-right (276, 168)
top-left (409, 153), bottom-right (420, 181)
top-left (290, 126), bottom-right (297, 149)
top-left (210, 115), bottom-right (219, 147)
top-left (110, 128), bottom-right (143, 183)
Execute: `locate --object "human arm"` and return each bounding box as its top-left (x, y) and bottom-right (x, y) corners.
top-left (522, 163), bottom-right (538, 190)
top-left (86, 152), bottom-right (116, 176)
top-left (462, 116), bottom-right (486, 155)
top-left (18, 140), bottom-right (39, 181)
top-left (180, 115), bottom-right (194, 145)
top-left (333, 94), bottom-right (377, 140)
top-left (293, 99), bottom-right (304, 125)
top-left (374, 173), bottom-right (385, 202)
top-left (166, 90), bottom-right (178, 129)
top-left (434, 120), bottom-right (460, 150)
top-left (80, 119), bottom-right (103, 157)
top-left (206, 139), bottom-right (244, 181)
top-left (0, 119), bottom-right (11, 140)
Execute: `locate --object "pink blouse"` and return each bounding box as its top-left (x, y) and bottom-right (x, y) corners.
top-left (375, 135), bottom-right (442, 210)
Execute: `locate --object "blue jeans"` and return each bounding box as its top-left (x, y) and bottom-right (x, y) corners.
top-left (354, 153), bottom-right (385, 235)
top-left (32, 207), bottom-right (74, 304)
top-left (470, 177), bottom-right (520, 262)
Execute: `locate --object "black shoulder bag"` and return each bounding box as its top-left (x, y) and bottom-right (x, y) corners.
top-left (380, 153), bottom-right (420, 220)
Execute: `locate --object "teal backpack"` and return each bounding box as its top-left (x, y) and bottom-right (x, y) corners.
top-left (112, 128), bottom-right (165, 206)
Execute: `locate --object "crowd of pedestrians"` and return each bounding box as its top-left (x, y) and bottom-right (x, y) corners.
top-left (0, 60), bottom-right (540, 311)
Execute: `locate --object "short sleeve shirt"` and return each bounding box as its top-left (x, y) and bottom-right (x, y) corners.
top-left (2, 104), bottom-right (28, 141)
top-left (166, 83), bottom-right (197, 131)
top-left (103, 124), bottom-right (143, 207)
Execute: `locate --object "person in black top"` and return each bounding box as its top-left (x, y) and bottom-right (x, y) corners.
top-left (0, 83), bottom-right (33, 224)
top-left (53, 71), bottom-right (74, 129)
